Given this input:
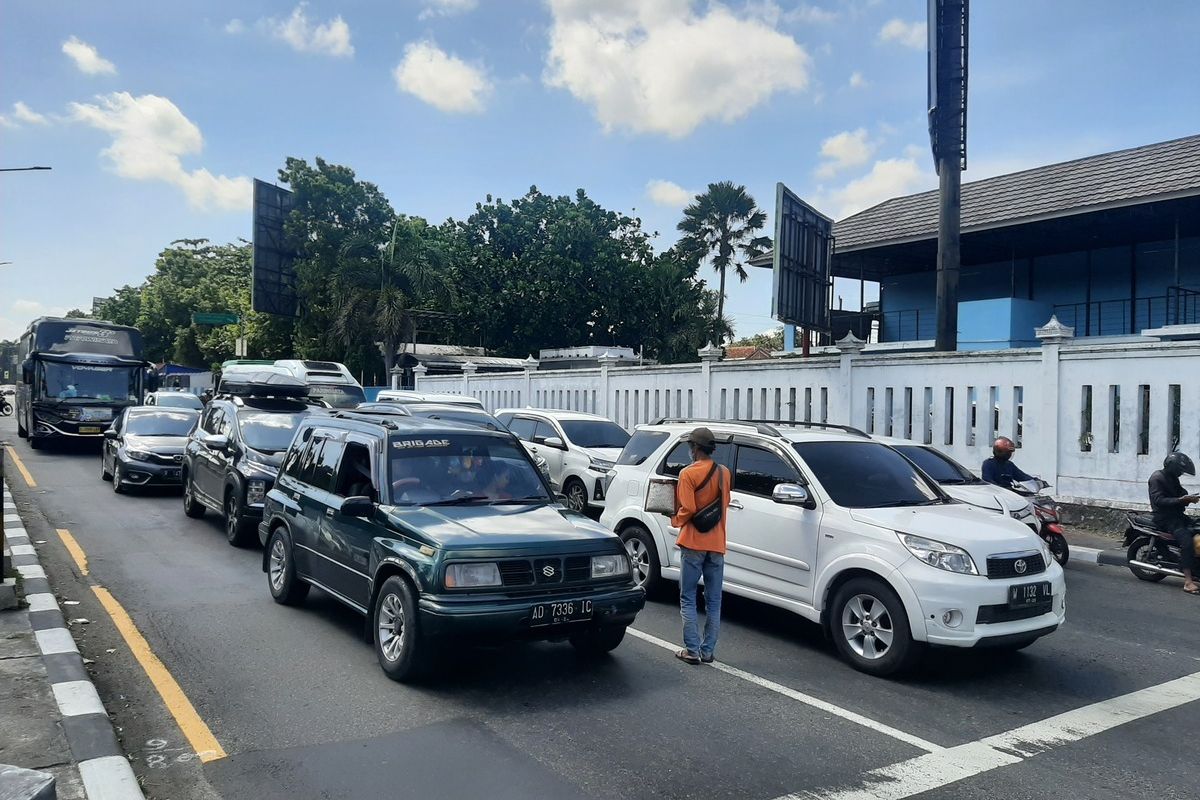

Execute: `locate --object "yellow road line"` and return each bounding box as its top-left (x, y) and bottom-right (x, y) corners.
top-left (56, 528), bottom-right (89, 575)
top-left (92, 585), bottom-right (227, 762)
top-left (4, 445), bottom-right (36, 487)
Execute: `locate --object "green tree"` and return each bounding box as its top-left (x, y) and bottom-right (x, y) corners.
top-left (94, 286), bottom-right (142, 327)
top-left (630, 247), bottom-right (732, 363)
top-left (677, 181), bottom-right (770, 340)
top-left (730, 327), bottom-right (784, 351)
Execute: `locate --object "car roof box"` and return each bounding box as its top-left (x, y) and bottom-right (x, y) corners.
top-left (219, 371), bottom-right (310, 398)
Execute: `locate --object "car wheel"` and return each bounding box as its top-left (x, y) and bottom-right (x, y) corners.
top-left (182, 472), bottom-right (205, 518)
top-left (267, 528), bottom-right (310, 606)
top-left (564, 478), bottom-right (588, 513)
top-left (569, 625), bottom-right (627, 657)
top-left (100, 452), bottom-right (112, 481)
top-left (373, 576), bottom-right (433, 682)
top-left (831, 576), bottom-right (919, 677)
top-left (1127, 536), bottom-right (1167, 582)
top-left (224, 490), bottom-right (253, 547)
top-left (112, 464), bottom-right (125, 494)
top-left (620, 524), bottom-right (661, 594)
top-left (29, 435), bottom-right (42, 450)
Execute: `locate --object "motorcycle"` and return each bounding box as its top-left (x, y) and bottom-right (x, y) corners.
top-left (1123, 513), bottom-right (1198, 582)
top-left (0, 398), bottom-right (11, 417)
top-left (1007, 477), bottom-right (1069, 566)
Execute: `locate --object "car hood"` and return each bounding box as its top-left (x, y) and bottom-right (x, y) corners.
top-left (125, 434), bottom-right (187, 453)
top-left (386, 502), bottom-right (618, 551)
top-left (581, 446), bottom-right (623, 463)
top-left (942, 483), bottom-right (1029, 514)
top-left (848, 502), bottom-right (1044, 564)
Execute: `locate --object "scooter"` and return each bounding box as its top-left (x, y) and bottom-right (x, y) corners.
top-left (0, 398), bottom-right (11, 417)
top-left (1124, 513), bottom-right (1198, 582)
top-left (1007, 477), bottom-right (1069, 566)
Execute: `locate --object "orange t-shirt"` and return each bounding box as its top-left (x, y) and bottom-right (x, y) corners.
top-left (671, 459), bottom-right (731, 554)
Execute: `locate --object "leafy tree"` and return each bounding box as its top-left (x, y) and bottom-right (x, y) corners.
top-left (64, 308), bottom-right (91, 318)
top-left (94, 286), bottom-right (142, 327)
top-left (730, 327), bottom-right (784, 351)
top-left (677, 181), bottom-right (770, 340)
top-left (630, 247), bottom-right (732, 363)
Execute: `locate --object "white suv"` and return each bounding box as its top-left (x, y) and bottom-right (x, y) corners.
top-left (599, 420), bottom-right (1065, 676)
top-left (495, 409), bottom-right (630, 513)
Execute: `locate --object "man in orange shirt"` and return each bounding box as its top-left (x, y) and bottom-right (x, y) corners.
top-left (671, 427), bottom-right (731, 664)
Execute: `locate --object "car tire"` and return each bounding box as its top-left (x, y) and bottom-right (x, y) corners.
top-left (830, 576), bottom-right (919, 677)
top-left (563, 478), bottom-right (589, 513)
top-left (620, 524), bottom-right (661, 594)
top-left (569, 625), bottom-right (627, 657)
top-left (224, 490), bottom-right (254, 548)
top-left (267, 528), bottom-right (310, 606)
top-left (29, 435), bottom-right (42, 450)
top-left (1127, 536), bottom-right (1167, 582)
top-left (182, 472), bottom-right (205, 518)
top-left (373, 575), bottom-right (433, 682)
top-left (100, 452), bottom-right (112, 481)
top-left (112, 464), bottom-right (125, 494)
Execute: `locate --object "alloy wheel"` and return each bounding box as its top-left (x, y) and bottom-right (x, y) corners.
top-left (377, 593), bottom-right (406, 662)
top-left (624, 537), bottom-right (650, 587)
top-left (226, 496), bottom-right (238, 538)
top-left (566, 483), bottom-right (588, 512)
top-left (269, 538), bottom-right (287, 592)
top-left (840, 593), bottom-right (894, 660)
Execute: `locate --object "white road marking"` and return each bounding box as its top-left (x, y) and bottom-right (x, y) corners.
top-left (77, 755), bottom-right (146, 800)
top-left (52, 679), bottom-right (108, 717)
top-left (34, 627), bottom-right (79, 655)
top-left (25, 592), bottom-right (59, 612)
top-left (9, 543), bottom-right (35, 556)
top-left (779, 670), bottom-right (1200, 799)
top-left (627, 627), bottom-right (943, 753)
top-left (16, 564), bottom-right (45, 579)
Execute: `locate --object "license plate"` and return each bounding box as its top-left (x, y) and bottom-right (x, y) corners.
top-left (79, 426), bottom-right (102, 434)
top-left (1008, 581), bottom-right (1052, 609)
top-left (166, 469), bottom-right (181, 479)
top-left (530, 599), bottom-right (594, 627)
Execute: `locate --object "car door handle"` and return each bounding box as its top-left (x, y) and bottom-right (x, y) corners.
top-left (325, 508), bottom-right (335, 518)
top-left (729, 500), bottom-right (744, 510)
top-left (292, 493), bottom-right (301, 502)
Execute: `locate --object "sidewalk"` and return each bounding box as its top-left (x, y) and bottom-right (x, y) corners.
top-left (1063, 527), bottom-right (1128, 567)
top-left (2, 480), bottom-right (144, 800)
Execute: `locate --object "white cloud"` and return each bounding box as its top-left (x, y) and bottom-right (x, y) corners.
top-left (265, 4), bottom-right (354, 57)
top-left (0, 115), bottom-right (16, 129)
top-left (1, 300), bottom-right (77, 339)
top-left (393, 41), bottom-right (491, 114)
top-left (822, 157), bottom-right (934, 219)
top-left (815, 128), bottom-right (874, 178)
top-left (62, 36), bottom-right (117, 75)
top-left (645, 179), bottom-right (695, 207)
top-left (544, 0), bottom-right (811, 138)
top-left (848, 71), bottom-right (867, 89)
top-left (225, 18), bottom-right (246, 34)
top-left (879, 19), bottom-right (926, 49)
top-left (12, 102), bottom-right (48, 125)
top-left (785, 3), bottom-right (838, 24)
top-left (418, 0), bottom-right (478, 20)
top-left (69, 92), bottom-right (251, 211)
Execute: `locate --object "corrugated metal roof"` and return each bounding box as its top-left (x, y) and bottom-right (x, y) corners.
top-left (833, 134), bottom-right (1200, 252)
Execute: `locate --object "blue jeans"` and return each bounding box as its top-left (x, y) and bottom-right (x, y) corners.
top-left (679, 547), bottom-right (724, 657)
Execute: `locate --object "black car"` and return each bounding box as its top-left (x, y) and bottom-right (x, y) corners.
top-left (182, 374), bottom-right (318, 546)
top-left (260, 411), bottom-right (645, 681)
top-left (101, 406), bottom-right (200, 493)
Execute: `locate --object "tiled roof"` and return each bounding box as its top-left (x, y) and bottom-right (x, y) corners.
top-left (832, 134), bottom-right (1200, 252)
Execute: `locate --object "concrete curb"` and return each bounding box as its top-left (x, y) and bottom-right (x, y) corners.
top-left (1068, 545), bottom-right (1128, 567)
top-left (3, 486), bottom-right (145, 800)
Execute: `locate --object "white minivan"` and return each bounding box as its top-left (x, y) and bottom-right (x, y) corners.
top-left (600, 420), bottom-right (1065, 676)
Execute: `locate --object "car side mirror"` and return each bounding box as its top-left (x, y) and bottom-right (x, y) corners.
top-left (103, 429), bottom-right (119, 440)
top-left (202, 433), bottom-right (229, 451)
top-left (542, 436), bottom-right (565, 449)
top-left (340, 496), bottom-right (375, 518)
top-left (772, 483), bottom-right (814, 509)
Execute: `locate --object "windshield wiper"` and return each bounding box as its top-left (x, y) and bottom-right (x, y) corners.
top-left (862, 498), bottom-right (944, 508)
top-left (428, 494), bottom-right (490, 506)
top-left (490, 495), bottom-right (552, 505)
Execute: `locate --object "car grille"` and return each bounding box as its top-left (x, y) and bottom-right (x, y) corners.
top-left (495, 556), bottom-right (596, 588)
top-left (148, 453), bottom-right (184, 466)
top-left (976, 601), bottom-right (1052, 624)
top-left (985, 553), bottom-right (1046, 580)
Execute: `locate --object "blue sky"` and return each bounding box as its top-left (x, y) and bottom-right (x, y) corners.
top-left (2, 0), bottom-right (1198, 342)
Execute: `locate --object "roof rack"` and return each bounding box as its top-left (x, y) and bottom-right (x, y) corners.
top-left (331, 410), bottom-right (403, 429)
top-left (653, 418), bottom-right (780, 436)
top-left (741, 420), bottom-right (870, 438)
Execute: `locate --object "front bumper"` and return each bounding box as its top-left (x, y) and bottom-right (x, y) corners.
top-left (116, 456), bottom-right (185, 486)
top-left (418, 583), bottom-right (645, 640)
top-left (585, 470), bottom-right (608, 507)
top-left (894, 558), bottom-right (1066, 648)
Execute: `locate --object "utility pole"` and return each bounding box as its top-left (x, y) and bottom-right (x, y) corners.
top-left (934, 155), bottom-right (961, 351)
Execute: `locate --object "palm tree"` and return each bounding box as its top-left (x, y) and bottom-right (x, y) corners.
top-left (677, 181), bottom-right (770, 341)
top-left (335, 217), bottom-right (454, 376)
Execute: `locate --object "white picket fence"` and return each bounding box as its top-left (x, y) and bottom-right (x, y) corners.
top-left (416, 325), bottom-right (1200, 508)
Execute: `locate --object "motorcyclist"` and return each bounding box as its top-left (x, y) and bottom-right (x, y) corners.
top-left (981, 437), bottom-right (1034, 488)
top-left (1148, 451), bottom-right (1199, 595)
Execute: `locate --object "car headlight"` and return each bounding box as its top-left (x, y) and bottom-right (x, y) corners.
top-left (898, 533), bottom-right (979, 575)
top-left (246, 479), bottom-right (267, 505)
top-left (591, 554), bottom-right (630, 579)
top-left (125, 449), bottom-right (154, 462)
top-left (444, 562), bottom-right (502, 588)
top-left (1040, 539), bottom-right (1054, 567)
top-left (1010, 504), bottom-right (1034, 520)
top-left (588, 457), bottom-right (616, 472)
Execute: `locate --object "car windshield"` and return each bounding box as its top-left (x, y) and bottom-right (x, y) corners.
top-left (388, 434), bottom-right (550, 506)
top-left (793, 441), bottom-right (944, 509)
top-left (893, 445), bottom-right (980, 484)
top-left (39, 362), bottom-right (139, 403)
top-left (237, 411), bottom-right (308, 453)
top-left (308, 384), bottom-right (365, 409)
top-left (561, 420), bottom-right (630, 449)
top-left (125, 410), bottom-right (198, 437)
top-left (154, 393), bottom-right (203, 410)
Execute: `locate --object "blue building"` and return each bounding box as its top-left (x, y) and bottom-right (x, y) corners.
top-left (831, 134), bottom-right (1200, 349)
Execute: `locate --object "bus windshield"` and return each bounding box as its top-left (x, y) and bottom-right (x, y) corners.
top-left (38, 362), bottom-right (139, 403)
top-left (308, 384), bottom-right (366, 409)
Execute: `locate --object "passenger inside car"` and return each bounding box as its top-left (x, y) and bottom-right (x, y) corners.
top-left (338, 444), bottom-right (377, 502)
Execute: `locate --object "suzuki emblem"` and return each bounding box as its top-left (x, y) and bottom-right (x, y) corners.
top-left (1014, 559), bottom-right (1027, 574)
top-left (542, 565), bottom-right (556, 577)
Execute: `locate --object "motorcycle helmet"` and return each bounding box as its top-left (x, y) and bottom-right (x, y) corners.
top-left (1163, 451), bottom-right (1196, 477)
top-left (992, 437), bottom-right (1016, 460)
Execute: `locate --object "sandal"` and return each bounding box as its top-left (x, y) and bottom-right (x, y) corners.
top-left (675, 649), bottom-right (700, 665)
top-left (1184, 584), bottom-right (1200, 595)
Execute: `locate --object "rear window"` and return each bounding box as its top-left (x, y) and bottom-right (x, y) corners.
top-left (308, 384), bottom-right (365, 409)
top-left (617, 431), bottom-right (669, 466)
top-left (154, 393), bottom-right (203, 410)
top-left (125, 410), bottom-right (198, 437)
top-left (792, 441), bottom-right (942, 509)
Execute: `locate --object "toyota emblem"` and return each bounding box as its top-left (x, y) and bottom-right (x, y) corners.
top-left (1014, 559), bottom-right (1027, 574)
top-left (542, 565), bottom-right (556, 577)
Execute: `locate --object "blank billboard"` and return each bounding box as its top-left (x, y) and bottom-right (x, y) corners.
top-left (772, 183), bottom-right (833, 333)
top-left (252, 179), bottom-right (299, 317)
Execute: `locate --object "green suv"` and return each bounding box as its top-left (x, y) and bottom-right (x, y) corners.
top-left (259, 410), bottom-right (645, 681)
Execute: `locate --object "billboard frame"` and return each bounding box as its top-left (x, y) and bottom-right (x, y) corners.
top-left (251, 179), bottom-right (299, 317)
top-left (771, 182), bottom-right (834, 335)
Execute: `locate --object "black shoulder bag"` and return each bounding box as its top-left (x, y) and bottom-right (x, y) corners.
top-left (690, 463), bottom-right (725, 533)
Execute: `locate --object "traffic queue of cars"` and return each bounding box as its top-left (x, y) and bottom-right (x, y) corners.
top-left (96, 370), bottom-right (1065, 681)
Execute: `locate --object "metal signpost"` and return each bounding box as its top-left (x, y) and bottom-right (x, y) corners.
top-left (929, 0), bottom-right (969, 351)
top-left (771, 182), bottom-right (834, 356)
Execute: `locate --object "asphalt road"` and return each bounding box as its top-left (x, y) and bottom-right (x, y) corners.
top-left (4, 417), bottom-right (1200, 800)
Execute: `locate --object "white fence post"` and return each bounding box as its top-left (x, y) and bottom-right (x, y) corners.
top-left (522, 356), bottom-right (537, 408)
top-left (1035, 316), bottom-right (1074, 491)
top-left (598, 351), bottom-right (621, 419)
top-left (835, 333), bottom-right (866, 427)
top-left (462, 361), bottom-right (478, 401)
top-left (411, 362), bottom-right (427, 391)
top-left (698, 342), bottom-right (722, 418)
top-left (389, 365), bottom-right (403, 390)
